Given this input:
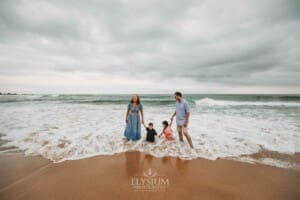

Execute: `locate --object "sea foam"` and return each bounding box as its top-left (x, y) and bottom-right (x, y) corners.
top-left (196, 97), bottom-right (300, 107)
top-left (0, 95), bottom-right (299, 170)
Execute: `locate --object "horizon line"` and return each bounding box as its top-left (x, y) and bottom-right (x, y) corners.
top-left (1, 92), bottom-right (300, 96)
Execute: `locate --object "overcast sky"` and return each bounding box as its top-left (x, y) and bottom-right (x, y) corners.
top-left (0, 0), bottom-right (299, 94)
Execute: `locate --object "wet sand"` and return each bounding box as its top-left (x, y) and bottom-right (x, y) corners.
top-left (0, 152), bottom-right (299, 200)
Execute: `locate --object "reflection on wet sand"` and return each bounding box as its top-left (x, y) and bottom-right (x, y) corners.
top-left (1, 152), bottom-right (299, 200)
top-left (144, 154), bottom-right (153, 164)
top-left (125, 151), bottom-right (190, 177)
top-left (125, 151), bottom-right (141, 176)
top-left (175, 157), bottom-right (190, 174)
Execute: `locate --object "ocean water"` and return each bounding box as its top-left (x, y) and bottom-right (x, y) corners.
top-left (0, 94), bottom-right (299, 169)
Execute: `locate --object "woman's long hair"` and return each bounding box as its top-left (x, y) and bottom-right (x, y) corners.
top-left (130, 95), bottom-right (140, 105)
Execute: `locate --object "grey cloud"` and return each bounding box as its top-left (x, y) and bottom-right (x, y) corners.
top-left (0, 0), bottom-right (82, 43)
top-left (0, 0), bottom-right (299, 92)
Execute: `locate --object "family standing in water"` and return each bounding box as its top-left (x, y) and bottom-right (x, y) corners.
top-left (124, 91), bottom-right (194, 148)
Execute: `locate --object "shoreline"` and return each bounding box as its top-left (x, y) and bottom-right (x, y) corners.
top-left (0, 151), bottom-right (299, 200)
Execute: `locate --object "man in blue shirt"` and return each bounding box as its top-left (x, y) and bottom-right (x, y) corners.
top-left (170, 91), bottom-right (194, 148)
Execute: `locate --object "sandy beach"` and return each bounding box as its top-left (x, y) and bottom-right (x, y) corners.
top-left (0, 151), bottom-right (299, 200)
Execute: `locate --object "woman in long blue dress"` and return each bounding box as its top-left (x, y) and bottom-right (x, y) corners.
top-left (124, 95), bottom-right (144, 141)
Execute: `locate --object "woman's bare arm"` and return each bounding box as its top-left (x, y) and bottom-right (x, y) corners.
top-left (125, 108), bottom-right (129, 123)
top-left (140, 109), bottom-right (144, 124)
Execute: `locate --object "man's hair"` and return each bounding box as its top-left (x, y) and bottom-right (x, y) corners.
top-left (174, 91), bottom-right (182, 97)
top-left (148, 122), bottom-right (153, 126)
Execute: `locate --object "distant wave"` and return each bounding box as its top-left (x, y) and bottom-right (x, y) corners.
top-left (1, 94), bottom-right (300, 107)
top-left (195, 98), bottom-right (300, 107)
top-left (0, 95), bottom-right (175, 105)
top-left (76, 99), bottom-right (175, 105)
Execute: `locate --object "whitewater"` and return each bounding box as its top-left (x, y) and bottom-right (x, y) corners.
top-left (0, 94), bottom-right (299, 170)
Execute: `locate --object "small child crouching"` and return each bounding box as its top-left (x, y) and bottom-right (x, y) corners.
top-left (159, 119), bottom-right (175, 140)
top-left (143, 122), bottom-right (157, 142)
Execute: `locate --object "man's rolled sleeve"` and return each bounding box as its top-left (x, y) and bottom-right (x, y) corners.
top-left (184, 101), bottom-right (190, 113)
